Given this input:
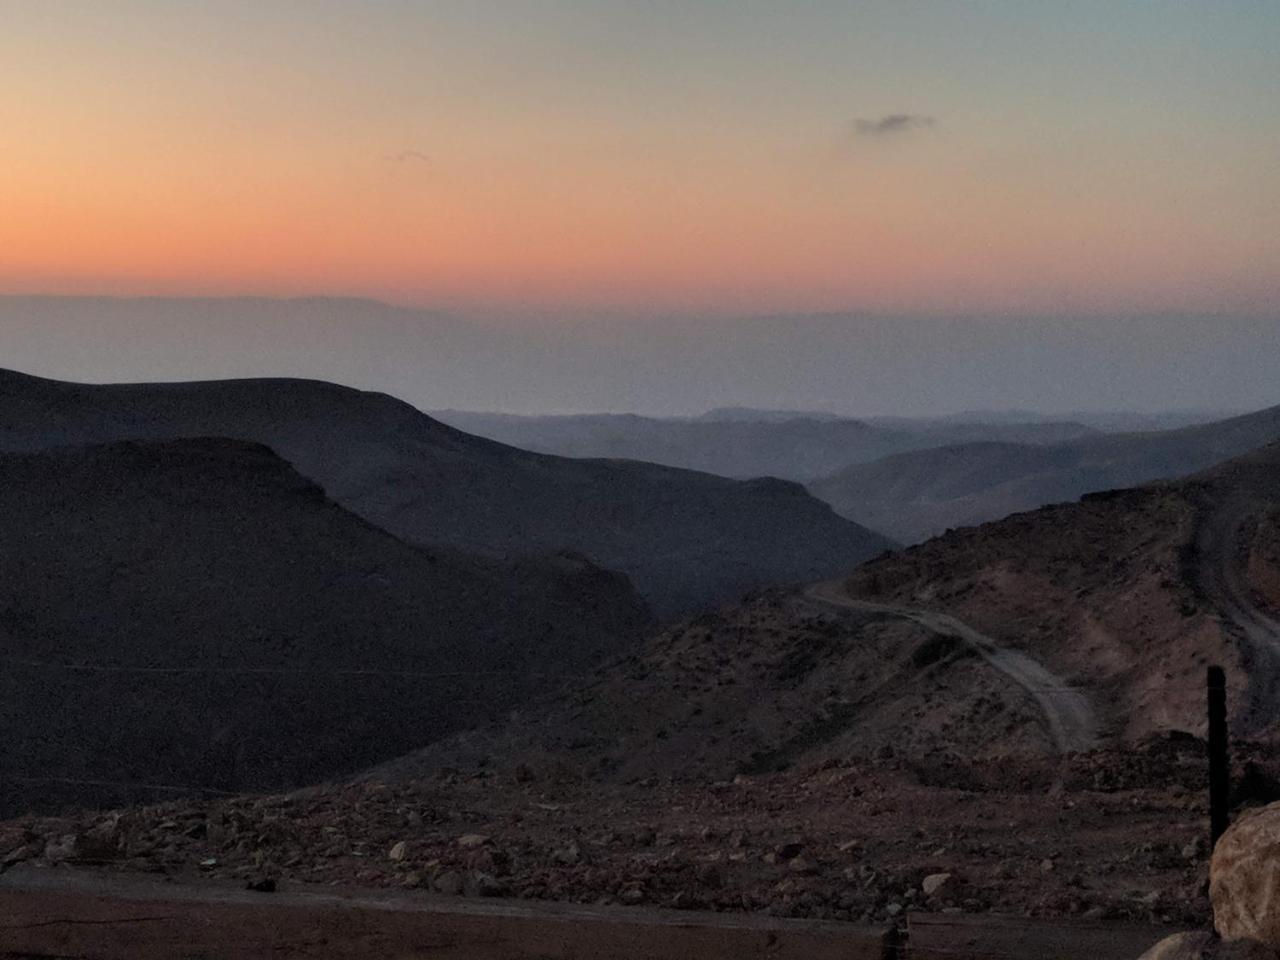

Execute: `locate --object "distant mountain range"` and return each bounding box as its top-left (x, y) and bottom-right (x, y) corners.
top-left (811, 404), bottom-right (1280, 542)
top-left (431, 409), bottom-right (1098, 482)
top-left (0, 368), bottom-right (893, 618)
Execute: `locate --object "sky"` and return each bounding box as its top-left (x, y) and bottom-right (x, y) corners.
top-left (2, 1), bottom-right (1279, 317)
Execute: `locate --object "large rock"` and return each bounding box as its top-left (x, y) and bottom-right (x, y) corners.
top-left (1212, 804), bottom-right (1280, 948)
top-left (1139, 932), bottom-right (1276, 959)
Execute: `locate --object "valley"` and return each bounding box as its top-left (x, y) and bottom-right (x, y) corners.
top-left (3, 367), bottom-right (1280, 939)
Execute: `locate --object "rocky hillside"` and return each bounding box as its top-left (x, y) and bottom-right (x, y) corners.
top-left (811, 404), bottom-right (1280, 543)
top-left (376, 444), bottom-right (1280, 792)
top-left (372, 591), bottom-right (1057, 787)
top-left (845, 443), bottom-right (1280, 740)
top-left (0, 439), bottom-right (651, 816)
top-left (0, 368), bottom-right (894, 618)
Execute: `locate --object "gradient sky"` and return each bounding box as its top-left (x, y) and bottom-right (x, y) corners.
top-left (3, 1), bottom-right (1278, 315)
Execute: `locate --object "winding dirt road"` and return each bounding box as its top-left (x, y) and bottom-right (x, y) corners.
top-left (805, 580), bottom-right (1099, 754)
top-left (1195, 499), bottom-right (1280, 731)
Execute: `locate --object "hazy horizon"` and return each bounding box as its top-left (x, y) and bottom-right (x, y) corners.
top-left (1, 294), bottom-right (1275, 419)
top-left (3, 4), bottom-right (1277, 419)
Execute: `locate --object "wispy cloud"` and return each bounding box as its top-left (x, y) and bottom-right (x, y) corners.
top-left (386, 149), bottom-right (430, 164)
top-left (853, 114), bottom-right (936, 137)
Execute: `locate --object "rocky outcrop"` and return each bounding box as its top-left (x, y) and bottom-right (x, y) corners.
top-left (1212, 804), bottom-right (1280, 949)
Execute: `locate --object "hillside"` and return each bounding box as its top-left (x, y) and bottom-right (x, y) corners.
top-left (844, 442), bottom-right (1280, 740)
top-left (0, 368), bottom-right (894, 618)
top-left (811, 404), bottom-right (1280, 542)
top-left (0, 438), bottom-right (651, 816)
top-left (433, 409), bottom-right (1097, 483)
top-left (378, 443), bottom-right (1280, 790)
top-left (12, 450), bottom-right (1280, 928)
top-left (430, 410), bottom-right (910, 480)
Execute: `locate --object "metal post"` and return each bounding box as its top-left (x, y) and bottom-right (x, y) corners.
top-left (1208, 665), bottom-right (1230, 848)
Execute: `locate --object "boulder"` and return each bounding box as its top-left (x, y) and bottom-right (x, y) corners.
top-left (1138, 932), bottom-right (1276, 959)
top-left (922, 872), bottom-right (957, 898)
top-left (1212, 803), bottom-right (1280, 947)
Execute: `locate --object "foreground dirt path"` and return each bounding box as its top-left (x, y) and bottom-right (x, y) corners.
top-left (805, 581), bottom-right (1099, 754)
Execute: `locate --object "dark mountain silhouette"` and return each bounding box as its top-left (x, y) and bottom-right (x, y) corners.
top-left (810, 404), bottom-right (1280, 543)
top-left (0, 438), bottom-right (652, 816)
top-left (0, 369), bottom-right (894, 617)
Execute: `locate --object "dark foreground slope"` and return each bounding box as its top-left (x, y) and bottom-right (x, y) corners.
top-left (0, 439), bottom-right (651, 816)
top-left (0, 369), bottom-right (893, 618)
top-left (811, 404), bottom-right (1280, 543)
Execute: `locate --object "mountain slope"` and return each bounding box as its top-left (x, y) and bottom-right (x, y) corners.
top-left (0, 438), bottom-right (651, 816)
top-left (0, 368), bottom-right (895, 618)
top-left (811, 404), bottom-right (1280, 542)
top-left (379, 443), bottom-right (1280, 786)
top-left (432, 409), bottom-right (1098, 482)
top-left (844, 442), bottom-right (1280, 740)
top-left (430, 410), bottom-right (912, 480)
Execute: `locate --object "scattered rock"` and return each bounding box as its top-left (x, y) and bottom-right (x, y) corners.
top-left (468, 871), bottom-right (507, 897)
top-left (433, 870), bottom-right (465, 896)
top-left (42, 835), bottom-right (78, 863)
top-left (456, 834), bottom-right (491, 849)
top-left (922, 872), bottom-right (956, 898)
top-left (388, 841), bottom-right (408, 861)
top-left (696, 863), bottom-right (722, 888)
top-left (774, 842), bottom-right (804, 861)
top-left (552, 842), bottom-right (583, 865)
top-left (788, 856), bottom-right (819, 876)
top-left (1183, 837), bottom-right (1209, 862)
top-left (245, 877), bottom-right (276, 893)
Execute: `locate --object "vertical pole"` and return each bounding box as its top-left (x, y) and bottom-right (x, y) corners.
top-left (1208, 665), bottom-right (1230, 848)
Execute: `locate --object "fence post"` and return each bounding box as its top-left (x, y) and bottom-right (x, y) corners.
top-left (1208, 665), bottom-right (1230, 848)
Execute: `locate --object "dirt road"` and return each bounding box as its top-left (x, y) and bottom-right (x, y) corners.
top-left (805, 581), bottom-right (1099, 754)
top-left (1195, 499), bottom-right (1280, 731)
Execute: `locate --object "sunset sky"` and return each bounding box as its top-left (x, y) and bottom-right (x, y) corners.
top-left (3, 1), bottom-right (1278, 316)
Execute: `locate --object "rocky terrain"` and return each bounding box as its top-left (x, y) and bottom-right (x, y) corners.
top-left (9, 736), bottom-right (1280, 928)
top-left (0, 368), bottom-right (893, 618)
top-left (0, 438), bottom-right (650, 816)
top-left (812, 404), bottom-right (1280, 543)
top-left (846, 443), bottom-right (1280, 740)
top-left (320, 443), bottom-right (1280, 805)
top-left (370, 591), bottom-right (1056, 787)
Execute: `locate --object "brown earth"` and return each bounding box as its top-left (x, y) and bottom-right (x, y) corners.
top-left (9, 737), bottom-right (1278, 929)
top-left (348, 445), bottom-right (1280, 797)
top-left (367, 591), bottom-right (1056, 788)
top-left (847, 446), bottom-right (1280, 741)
